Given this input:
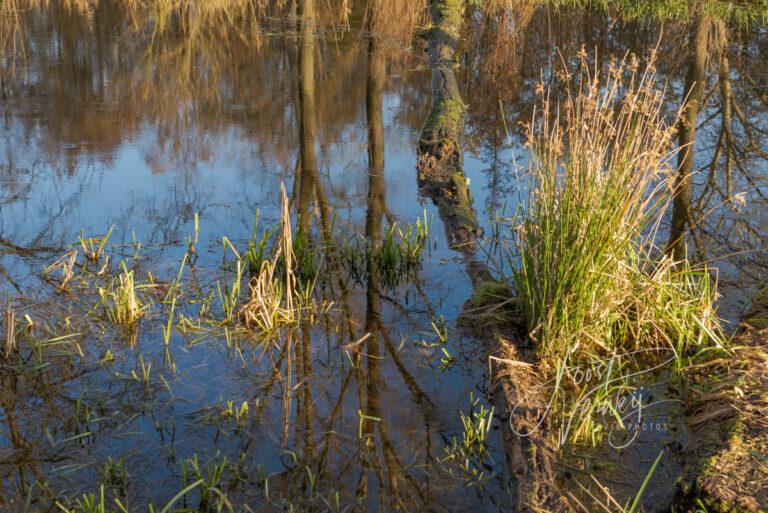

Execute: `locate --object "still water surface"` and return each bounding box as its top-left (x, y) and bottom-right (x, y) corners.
top-left (0, 2), bottom-right (766, 511)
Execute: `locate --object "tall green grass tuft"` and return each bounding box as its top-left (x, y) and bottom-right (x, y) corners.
top-left (512, 53), bottom-right (724, 363)
top-left (98, 261), bottom-right (150, 339)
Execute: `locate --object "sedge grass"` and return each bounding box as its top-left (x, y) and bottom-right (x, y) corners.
top-left (512, 52), bottom-right (723, 360)
top-left (245, 209), bottom-right (274, 276)
top-left (567, 450), bottom-right (664, 513)
top-left (508, 53), bottom-right (727, 446)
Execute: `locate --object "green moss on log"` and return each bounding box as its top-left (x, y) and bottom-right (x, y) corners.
top-left (429, 0), bottom-right (464, 31)
top-left (459, 280), bottom-right (515, 332)
top-left (419, 96), bottom-right (465, 151)
top-left (444, 172), bottom-right (478, 231)
top-left (467, 280), bottom-right (513, 309)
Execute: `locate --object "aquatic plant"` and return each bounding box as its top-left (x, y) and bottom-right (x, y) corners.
top-left (244, 210), bottom-right (274, 276)
top-left (441, 392), bottom-right (495, 484)
top-left (291, 218), bottom-right (320, 287)
top-left (216, 249), bottom-right (245, 325)
top-left (130, 353), bottom-right (152, 391)
top-left (220, 399), bottom-right (249, 425)
top-left (512, 53), bottom-right (723, 360)
top-left (79, 226), bottom-right (114, 267)
top-left (180, 453), bottom-right (233, 512)
top-left (340, 212), bottom-right (430, 290)
top-left (44, 250), bottom-right (79, 290)
top-left (98, 261), bottom-right (150, 335)
top-left (238, 185), bottom-right (320, 337)
top-left (568, 450), bottom-right (664, 512)
top-left (54, 480), bottom-right (208, 513)
top-left (504, 53), bottom-right (727, 448)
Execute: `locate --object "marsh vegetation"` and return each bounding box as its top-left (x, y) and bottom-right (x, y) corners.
top-left (0, 0), bottom-right (767, 512)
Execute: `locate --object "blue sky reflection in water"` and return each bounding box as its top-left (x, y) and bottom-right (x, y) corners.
top-left (0, 1), bottom-right (767, 511)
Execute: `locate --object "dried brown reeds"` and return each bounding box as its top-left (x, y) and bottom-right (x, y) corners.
top-left (238, 184), bottom-right (320, 338)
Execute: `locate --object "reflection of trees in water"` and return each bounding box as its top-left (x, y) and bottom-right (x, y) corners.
top-left (0, 318), bottom-right (160, 506)
top-left (663, 16), bottom-right (768, 301)
top-left (0, 0), bottom-right (429, 279)
top-left (4, 1), bottom-right (767, 257)
top-left (461, 4), bottom-right (767, 287)
top-left (1, 0), bottom-right (425, 169)
top-left (264, 5), bottom-right (454, 508)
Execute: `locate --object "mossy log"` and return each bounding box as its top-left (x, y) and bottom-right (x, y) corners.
top-left (417, 0), bottom-right (480, 248)
top-left (426, 1), bottom-right (562, 507)
top-left (460, 281), bottom-right (568, 512)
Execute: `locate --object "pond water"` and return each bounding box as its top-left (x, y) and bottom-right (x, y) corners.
top-left (0, 2), bottom-right (766, 511)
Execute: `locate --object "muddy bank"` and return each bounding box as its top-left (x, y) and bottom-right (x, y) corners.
top-left (675, 298), bottom-right (768, 512)
top-left (460, 280), bottom-right (767, 513)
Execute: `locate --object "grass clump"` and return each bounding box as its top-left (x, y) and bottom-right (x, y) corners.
top-left (513, 53), bottom-right (722, 360)
top-left (238, 185), bottom-right (321, 338)
top-left (98, 261), bottom-right (150, 336)
top-left (508, 53), bottom-right (726, 446)
top-left (340, 213), bottom-right (430, 290)
top-left (79, 226), bottom-right (114, 268)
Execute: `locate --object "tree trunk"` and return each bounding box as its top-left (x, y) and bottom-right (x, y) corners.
top-left (669, 15), bottom-right (711, 260)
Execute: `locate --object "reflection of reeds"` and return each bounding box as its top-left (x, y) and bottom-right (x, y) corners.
top-left (4, 303), bottom-right (15, 359)
top-left (0, 0), bottom-right (25, 65)
top-left (1, 0), bottom-right (97, 63)
top-left (364, 0), bottom-right (425, 44)
top-left (2, 0), bottom-right (424, 175)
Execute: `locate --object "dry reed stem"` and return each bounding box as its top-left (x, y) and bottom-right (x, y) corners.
top-left (239, 183), bottom-right (313, 335)
top-left (45, 250), bottom-right (78, 289)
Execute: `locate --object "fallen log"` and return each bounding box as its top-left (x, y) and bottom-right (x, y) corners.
top-left (417, 0), bottom-right (480, 249)
top-left (459, 280), bottom-right (568, 512)
top-left (419, 2), bottom-right (566, 508)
